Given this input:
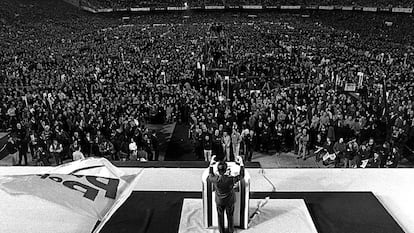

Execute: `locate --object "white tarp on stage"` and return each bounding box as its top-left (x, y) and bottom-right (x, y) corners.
top-left (179, 199), bottom-right (318, 233)
top-left (0, 159), bottom-right (141, 233)
top-left (0, 188), bottom-right (98, 233)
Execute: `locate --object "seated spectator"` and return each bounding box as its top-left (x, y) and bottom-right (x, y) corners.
top-left (368, 152), bottom-right (382, 168)
top-left (35, 146), bottom-right (50, 166)
top-left (386, 147), bottom-right (400, 168)
top-left (99, 139), bottom-right (115, 160)
top-left (137, 146), bottom-right (148, 161)
top-left (72, 146), bottom-right (85, 161)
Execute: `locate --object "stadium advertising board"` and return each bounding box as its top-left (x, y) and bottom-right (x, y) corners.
top-left (153, 7), bottom-right (166, 11)
top-left (205, 6), bottom-right (225, 10)
top-left (362, 7), bottom-right (378, 12)
top-left (392, 8), bottom-right (413, 13)
top-left (379, 8), bottom-right (391, 12)
top-left (280, 5), bottom-right (301, 10)
top-left (319, 6), bottom-right (334, 10)
top-left (130, 7), bottom-right (150, 11)
top-left (96, 8), bottom-right (113, 13)
top-left (304, 6), bottom-right (318, 10)
top-left (242, 5), bottom-right (263, 9)
top-left (167, 7), bottom-right (186, 11)
top-left (341, 6), bottom-right (354, 11)
top-left (266, 6), bottom-right (280, 9)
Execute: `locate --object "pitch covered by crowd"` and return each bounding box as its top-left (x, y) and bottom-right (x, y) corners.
top-left (1, 0), bottom-right (413, 167)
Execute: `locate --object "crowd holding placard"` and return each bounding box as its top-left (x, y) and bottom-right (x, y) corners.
top-left (1, 0), bottom-right (413, 167)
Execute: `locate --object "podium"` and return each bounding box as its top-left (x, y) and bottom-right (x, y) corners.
top-left (202, 162), bottom-right (250, 229)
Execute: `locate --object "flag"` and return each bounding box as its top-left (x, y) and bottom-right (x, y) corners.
top-left (0, 158), bottom-right (140, 233)
top-left (21, 95), bottom-right (28, 107)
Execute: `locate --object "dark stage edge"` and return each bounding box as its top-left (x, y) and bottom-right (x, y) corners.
top-left (101, 191), bottom-right (405, 233)
top-left (112, 161), bottom-right (261, 168)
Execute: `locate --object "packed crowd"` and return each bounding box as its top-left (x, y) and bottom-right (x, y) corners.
top-left (1, 0), bottom-right (413, 167)
top-left (83, 0), bottom-right (414, 9)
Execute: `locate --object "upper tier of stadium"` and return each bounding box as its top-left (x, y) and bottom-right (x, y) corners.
top-left (80, 0), bottom-right (414, 9)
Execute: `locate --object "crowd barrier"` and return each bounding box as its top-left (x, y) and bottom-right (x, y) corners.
top-left (79, 4), bottom-right (414, 14)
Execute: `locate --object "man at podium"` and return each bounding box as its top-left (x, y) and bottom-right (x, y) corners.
top-left (208, 155), bottom-right (245, 233)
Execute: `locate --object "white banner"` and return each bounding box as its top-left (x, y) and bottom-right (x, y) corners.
top-left (205, 6), bottom-right (225, 9)
top-left (280, 5), bottom-right (301, 10)
top-left (242, 5), bottom-right (263, 9)
top-left (319, 6), bottom-right (334, 10)
top-left (167, 6), bottom-right (185, 10)
top-left (392, 8), bottom-right (413, 13)
top-left (363, 7), bottom-right (377, 12)
top-left (0, 158), bottom-right (140, 233)
top-left (342, 6), bottom-right (354, 11)
top-left (344, 83), bottom-right (357, 92)
top-left (130, 7), bottom-right (150, 11)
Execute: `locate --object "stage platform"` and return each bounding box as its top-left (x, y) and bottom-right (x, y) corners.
top-left (179, 198), bottom-right (318, 233)
top-left (112, 160), bottom-right (261, 168)
top-left (0, 167), bottom-right (413, 233)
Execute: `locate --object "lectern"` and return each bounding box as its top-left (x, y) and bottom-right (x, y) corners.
top-left (202, 162), bottom-right (250, 229)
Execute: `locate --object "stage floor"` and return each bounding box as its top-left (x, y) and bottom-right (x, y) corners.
top-left (100, 191), bottom-right (404, 233)
top-left (0, 167), bottom-right (412, 233)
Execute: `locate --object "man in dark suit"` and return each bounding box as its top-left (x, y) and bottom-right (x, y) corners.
top-left (208, 155), bottom-right (245, 233)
